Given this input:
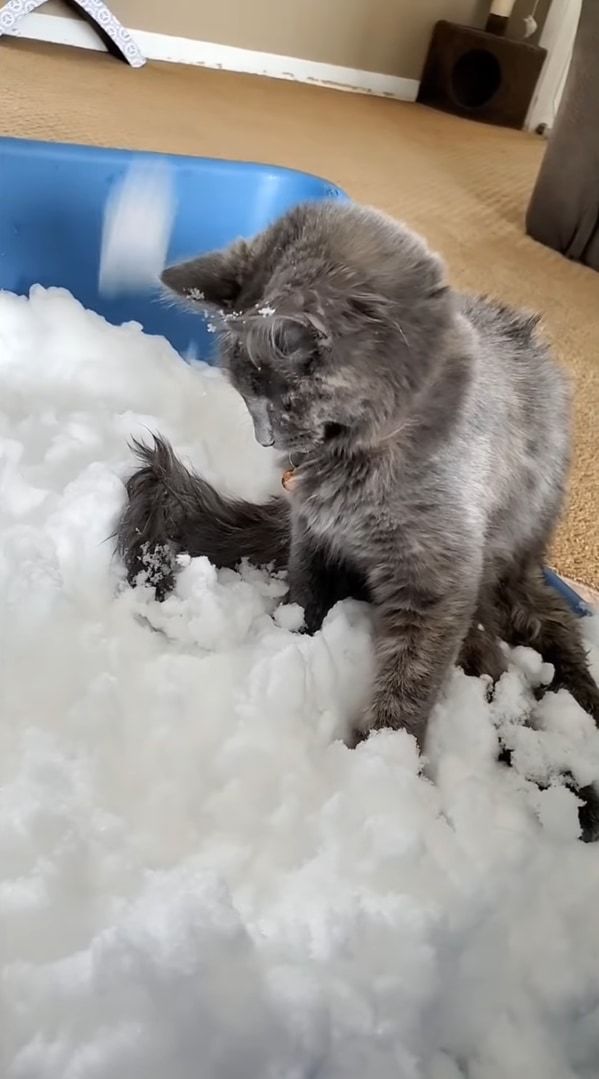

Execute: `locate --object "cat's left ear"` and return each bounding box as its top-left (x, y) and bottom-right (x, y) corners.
top-left (160, 239), bottom-right (253, 311)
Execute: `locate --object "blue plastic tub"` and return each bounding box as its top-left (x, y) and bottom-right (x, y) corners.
top-left (0, 136), bottom-right (588, 615)
top-left (0, 137), bottom-right (346, 360)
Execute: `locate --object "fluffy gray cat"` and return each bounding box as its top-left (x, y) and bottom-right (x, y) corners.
top-left (117, 200), bottom-right (599, 769)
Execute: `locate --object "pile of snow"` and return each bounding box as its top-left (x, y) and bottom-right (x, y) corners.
top-left (1, 286), bottom-right (599, 1079)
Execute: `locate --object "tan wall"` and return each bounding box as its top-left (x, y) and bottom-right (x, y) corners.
top-left (42, 0), bottom-right (548, 81)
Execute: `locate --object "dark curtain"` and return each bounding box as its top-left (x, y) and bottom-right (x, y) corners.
top-left (526, 0), bottom-right (599, 270)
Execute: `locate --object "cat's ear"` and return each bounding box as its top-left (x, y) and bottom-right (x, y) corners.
top-left (160, 239), bottom-right (252, 311)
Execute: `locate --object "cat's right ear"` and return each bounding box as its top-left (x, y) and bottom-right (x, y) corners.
top-left (160, 239), bottom-right (252, 311)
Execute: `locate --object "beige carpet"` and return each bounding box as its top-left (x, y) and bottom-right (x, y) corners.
top-left (1, 39), bottom-right (598, 590)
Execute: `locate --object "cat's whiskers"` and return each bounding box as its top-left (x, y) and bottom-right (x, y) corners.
top-left (374, 416), bottom-right (414, 446)
top-left (396, 321), bottom-right (410, 351)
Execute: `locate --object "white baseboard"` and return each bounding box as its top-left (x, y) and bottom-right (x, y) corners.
top-left (6, 12), bottom-right (420, 102)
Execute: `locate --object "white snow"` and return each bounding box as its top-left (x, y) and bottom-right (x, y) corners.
top-left (98, 164), bottom-right (175, 295)
top-left (1, 285), bottom-right (599, 1079)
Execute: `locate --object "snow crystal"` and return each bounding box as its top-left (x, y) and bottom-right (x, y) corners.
top-left (98, 163), bottom-right (175, 295)
top-left (1, 285), bottom-right (599, 1079)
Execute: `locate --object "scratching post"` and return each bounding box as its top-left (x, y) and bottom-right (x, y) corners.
top-left (0, 0), bottom-right (146, 67)
top-left (485, 0), bottom-right (517, 37)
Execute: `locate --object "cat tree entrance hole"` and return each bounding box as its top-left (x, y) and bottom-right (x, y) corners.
top-left (451, 49), bottom-right (502, 108)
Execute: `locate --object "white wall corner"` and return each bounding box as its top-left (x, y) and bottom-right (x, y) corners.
top-left (525, 0), bottom-right (581, 132)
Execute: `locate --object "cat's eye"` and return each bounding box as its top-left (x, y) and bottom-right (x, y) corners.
top-left (324, 422), bottom-right (346, 441)
top-left (302, 352), bottom-right (318, 375)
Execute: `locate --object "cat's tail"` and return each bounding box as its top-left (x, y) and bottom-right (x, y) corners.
top-left (116, 435), bottom-right (290, 598)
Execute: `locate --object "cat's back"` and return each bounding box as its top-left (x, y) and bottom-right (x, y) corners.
top-left (457, 292), bottom-right (570, 430)
top-left (458, 293), bottom-right (566, 386)
top-left (453, 293), bottom-right (571, 555)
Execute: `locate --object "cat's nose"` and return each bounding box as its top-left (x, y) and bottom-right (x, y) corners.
top-left (250, 400), bottom-right (274, 446)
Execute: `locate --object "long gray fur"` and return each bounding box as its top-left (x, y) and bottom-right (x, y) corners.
top-left (116, 200), bottom-right (599, 782)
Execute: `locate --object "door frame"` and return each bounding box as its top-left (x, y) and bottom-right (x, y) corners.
top-left (526, 0), bottom-right (582, 131)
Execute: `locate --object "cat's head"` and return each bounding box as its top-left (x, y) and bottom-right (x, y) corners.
top-left (161, 202), bottom-right (454, 454)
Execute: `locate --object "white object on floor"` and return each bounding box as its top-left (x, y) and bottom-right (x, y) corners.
top-left (98, 163), bottom-right (175, 296)
top-left (1, 286), bottom-right (598, 1079)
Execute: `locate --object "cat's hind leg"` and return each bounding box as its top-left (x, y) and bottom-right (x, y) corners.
top-left (458, 586), bottom-right (507, 685)
top-left (495, 559), bottom-right (599, 841)
top-left (497, 560), bottom-right (599, 723)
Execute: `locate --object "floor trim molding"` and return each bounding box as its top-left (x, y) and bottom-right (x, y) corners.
top-left (6, 12), bottom-right (420, 101)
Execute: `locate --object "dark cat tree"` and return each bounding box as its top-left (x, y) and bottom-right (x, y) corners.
top-left (417, 1), bottom-right (546, 130)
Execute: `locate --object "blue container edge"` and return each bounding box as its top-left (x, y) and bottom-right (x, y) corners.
top-left (543, 569), bottom-right (592, 618)
top-left (0, 135), bottom-right (349, 202)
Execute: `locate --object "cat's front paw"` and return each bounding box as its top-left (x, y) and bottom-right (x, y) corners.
top-left (302, 602), bottom-right (328, 635)
top-left (361, 691), bottom-right (427, 749)
top-left (458, 626), bottom-right (507, 684)
top-left (286, 590), bottom-right (327, 636)
top-left (361, 699), bottom-right (401, 737)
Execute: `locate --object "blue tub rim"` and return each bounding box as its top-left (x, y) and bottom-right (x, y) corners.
top-left (0, 134), bottom-right (349, 203)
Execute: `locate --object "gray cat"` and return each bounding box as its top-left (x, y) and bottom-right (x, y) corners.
top-left (117, 200), bottom-right (599, 763)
